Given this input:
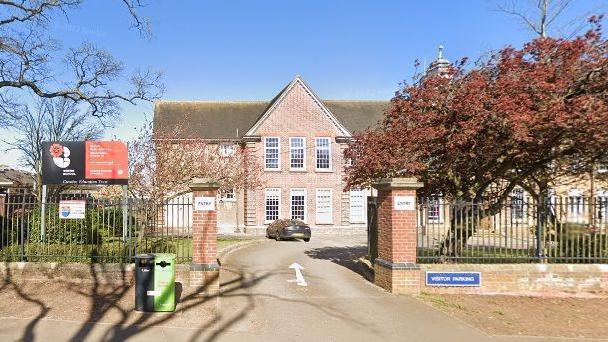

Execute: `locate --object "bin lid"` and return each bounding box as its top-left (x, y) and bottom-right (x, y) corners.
top-left (134, 253), bottom-right (155, 259)
top-left (153, 253), bottom-right (176, 261)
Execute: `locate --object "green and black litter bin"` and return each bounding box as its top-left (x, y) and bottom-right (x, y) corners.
top-left (135, 253), bottom-right (176, 312)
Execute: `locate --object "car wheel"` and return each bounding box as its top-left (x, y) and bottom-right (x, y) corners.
top-left (275, 234), bottom-right (281, 241)
top-left (303, 238), bottom-right (310, 242)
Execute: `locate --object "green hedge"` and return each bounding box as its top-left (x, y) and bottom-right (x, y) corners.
top-left (0, 237), bottom-right (190, 263)
top-left (26, 204), bottom-right (137, 244)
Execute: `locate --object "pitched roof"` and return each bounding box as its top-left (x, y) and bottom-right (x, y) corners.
top-left (154, 101), bottom-right (269, 140)
top-left (0, 167), bottom-right (35, 187)
top-left (153, 78), bottom-right (390, 140)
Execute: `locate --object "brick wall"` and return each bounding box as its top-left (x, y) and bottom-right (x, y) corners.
top-left (192, 188), bottom-right (217, 265)
top-left (418, 264), bottom-right (608, 297)
top-left (376, 188), bottom-right (418, 264)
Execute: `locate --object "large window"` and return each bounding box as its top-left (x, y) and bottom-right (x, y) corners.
top-left (315, 188), bottom-right (333, 224)
top-left (315, 137), bottom-right (331, 171)
top-left (290, 137), bottom-right (305, 170)
top-left (349, 189), bottom-right (366, 223)
top-left (264, 137), bottom-right (280, 170)
top-left (567, 188), bottom-right (584, 222)
top-left (598, 189), bottom-right (608, 223)
top-left (290, 188), bottom-right (306, 221)
top-left (265, 188), bottom-right (281, 223)
top-left (510, 188), bottom-right (525, 221)
top-left (427, 197), bottom-right (442, 222)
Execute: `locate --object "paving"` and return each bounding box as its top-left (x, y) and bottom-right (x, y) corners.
top-left (0, 235), bottom-right (596, 341)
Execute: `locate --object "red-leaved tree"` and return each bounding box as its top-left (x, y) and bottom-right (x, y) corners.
top-left (345, 17), bottom-right (608, 256)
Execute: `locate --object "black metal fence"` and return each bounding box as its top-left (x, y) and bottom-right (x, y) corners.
top-left (417, 197), bottom-right (608, 264)
top-left (0, 195), bottom-right (194, 263)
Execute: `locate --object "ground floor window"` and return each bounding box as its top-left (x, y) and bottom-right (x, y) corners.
top-left (316, 188), bottom-right (333, 224)
top-left (349, 189), bottom-right (365, 223)
top-left (427, 196), bottom-right (443, 223)
top-left (219, 188), bottom-right (235, 202)
top-left (510, 188), bottom-right (525, 221)
top-left (567, 188), bottom-right (584, 222)
top-left (265, 188), bottom-right (280, 223)
top-left (290, 188), bottom-right (306, 221)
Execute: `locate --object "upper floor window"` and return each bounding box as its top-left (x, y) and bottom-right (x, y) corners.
top-left (219, 143), bottom-right (236, 157)
top-left (290, 137), bottom-right (305, 171)
top-left (264, 137), bottom-right (280, 170)
top-left (315, 137), bottom-right (331, 171)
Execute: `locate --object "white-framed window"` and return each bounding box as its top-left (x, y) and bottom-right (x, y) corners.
top-left (264, 188), bottom-right (281, 223)
top-left (315, 188), bottom-right (333, 224)
top-left (597, 189), bottom-right (608, 223)
top-left (567, 188), bottom-right (584, 222)
top-left (219, 143), bottom-right (236, 157)
top-left (349, 189), bottom-right (366, 223)
top-left (510, 188), bottom-right (525, 221)
top-left (264, 137), bottom-right (280, 170)
top-left (290, 137), bottom-right (305, 171)
top-left (290, 188), bottom-right (306, 221)
top-left (427, 196), bottom-right (443, 223)
top-left (219, 188), bottom-right (235, 202)
top-left (315, 137), bottom-right (331, 171)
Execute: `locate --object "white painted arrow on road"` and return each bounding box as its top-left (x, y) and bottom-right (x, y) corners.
top-left (288, 263), bottom-right (307, 286)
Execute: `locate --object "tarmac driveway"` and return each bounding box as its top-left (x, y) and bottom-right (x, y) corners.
top-left (0, 235), bottom-right (594, 341)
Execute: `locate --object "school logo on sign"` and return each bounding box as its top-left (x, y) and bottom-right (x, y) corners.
top-left (49, 143), bottom-right (71, 169)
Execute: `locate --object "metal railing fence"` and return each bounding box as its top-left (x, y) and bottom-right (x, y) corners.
top-left (0, 196), bottom-right (193, 263)
top-left (417, 196), bottom-right (608, 263)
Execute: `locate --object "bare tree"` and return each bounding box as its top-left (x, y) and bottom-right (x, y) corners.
top-left (0, 1), bottom-right (163, 125)
top-left (4, 97), bottom-right (104, 196)
top-left (494, 0), bottom-right (604, 38)
top-left (128, 118), bottom-right (263, 202)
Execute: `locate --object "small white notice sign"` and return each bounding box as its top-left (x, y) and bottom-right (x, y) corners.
top-left (59, 200), bottom-right (86, 219)
top-left (394, 196), bottom-right (416, 211)
top-left (194, 197), bottom-right (215, 211)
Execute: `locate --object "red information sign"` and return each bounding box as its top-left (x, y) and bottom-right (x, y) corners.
top-left (85, 141), bottom-right (128, 180)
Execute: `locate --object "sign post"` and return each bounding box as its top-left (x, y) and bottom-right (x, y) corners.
top-left (122, 185), bottom-right (128, 242)
top-left (40, 185), bottom-right (47, 241)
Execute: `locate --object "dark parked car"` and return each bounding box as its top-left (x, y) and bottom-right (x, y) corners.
top-left (266, 219), bottom-right (311, 242)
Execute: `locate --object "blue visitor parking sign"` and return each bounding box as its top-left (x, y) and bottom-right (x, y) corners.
top-left (425, 271), bottom-right (481, 287)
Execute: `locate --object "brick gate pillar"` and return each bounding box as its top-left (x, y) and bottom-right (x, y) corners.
top-left (372, 178), bottom-right (424, 294)
top-left (189, 178), bottom-right (220, 292)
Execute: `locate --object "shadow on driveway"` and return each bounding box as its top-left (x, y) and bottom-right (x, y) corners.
top-left (304, 245), bottom-right (371, 280)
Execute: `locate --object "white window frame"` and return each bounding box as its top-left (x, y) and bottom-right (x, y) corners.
top-left (427, 196), bottom-right (444, 223)
top-left (219, 143), bottom-right (236, 157)
top-left (219, 188), bottom-right (236, 202)
top-left (264, 188), bottom-right (281, 223)
top-left (349, 189), bottom-right (366, 224)
top-left (567, 188), bottom-right (584, 222)
top-left (510, 188), bottom-right (526, 223)
top-left (315, 188), bottom-right (333, 224)
top-left (315, 137), bottom-right (332, 171)
top-left (289, 137), bottom-right (306, 171)
top-left (264, 137), bottom-right (280, 171)
top-left (290, 188), bottom-right (307, 222)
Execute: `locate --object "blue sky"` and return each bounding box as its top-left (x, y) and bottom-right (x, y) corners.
top-left (1, 0), bottom-right (604, 168)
